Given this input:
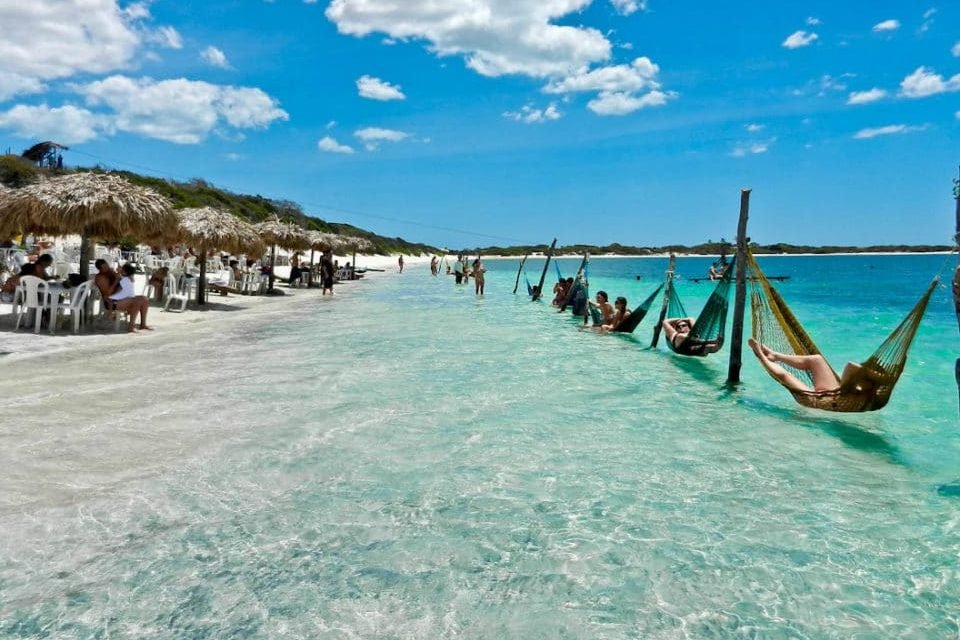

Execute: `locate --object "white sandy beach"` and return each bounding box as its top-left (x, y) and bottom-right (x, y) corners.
top-left (0, 253), bottom-right (432, 361)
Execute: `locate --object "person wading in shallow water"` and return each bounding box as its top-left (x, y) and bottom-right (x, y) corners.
top-left (398, 255), bottom-right (404, 273)
top-left (320, 249), bottom-right (335, 296)
top-left (472, 257), bottom-right (486, 295)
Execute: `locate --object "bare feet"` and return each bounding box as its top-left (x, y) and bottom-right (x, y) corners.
top-left (139, 325), bottom-right (154, 331)
top-left (748, 337), bottom-right (776, 361)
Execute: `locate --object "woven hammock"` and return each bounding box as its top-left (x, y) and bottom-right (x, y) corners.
top-left (663, 266), bottom-right (734, 356)
top-left (612, 284), bottom-right (664, 333)
top-left (747, 251), bottom-right (937, 412)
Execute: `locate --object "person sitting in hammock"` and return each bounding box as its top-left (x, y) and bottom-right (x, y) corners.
top-left (747, 338), bottom-right (879, 394)
top-left (662, 317), bottom-right (722, 354)
top-left (588, 291), bottom-right (615, 326)
top-left (600, 296), bottom-right (631, 332)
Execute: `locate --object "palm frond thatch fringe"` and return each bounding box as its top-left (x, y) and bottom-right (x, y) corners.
top-left (0, 172), bottom-right (174, 240)
top-left (253, 216), bottom-right (311, 251)
top-left (0, 172), bottom-right (175, 278)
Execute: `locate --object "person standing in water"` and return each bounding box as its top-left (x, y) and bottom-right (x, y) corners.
top-left (398, 255), bottom-right (404, 273)
top-left (472, 257), bottom-right (486, 295)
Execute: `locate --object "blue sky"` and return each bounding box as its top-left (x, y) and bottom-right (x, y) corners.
top-left (0, 1), bottom-right (958, 248)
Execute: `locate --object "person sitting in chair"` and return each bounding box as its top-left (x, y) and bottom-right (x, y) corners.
top-left (109, 263), bottom-right (152, 332)
top-left (0, 263), bottom-right (35, 303)
top-left (94, 259), bottom-right (119, 306)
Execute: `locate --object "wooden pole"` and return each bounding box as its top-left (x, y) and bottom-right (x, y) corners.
top-left (532, 238), bottom-right (557, 301)
top-left (952, 165), bottom-right (960, 412)
top-left (79, 234), bottom-right (91, 280)
top-left (726, 188), bottom-right (751, 385)
top-left (268, 245), bottom-right (276, 292)
top-left (650, 253), bottom-right (676, 347)
top-left (512, 254), bottom-right (528, 294)
top-left (197, 248), bottom-right (207, 305)
top-left (560, 251), bottom-right (589, 311)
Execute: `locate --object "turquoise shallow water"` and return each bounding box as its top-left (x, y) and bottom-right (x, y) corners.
top-left (2, 254), bottom-right (959, 639)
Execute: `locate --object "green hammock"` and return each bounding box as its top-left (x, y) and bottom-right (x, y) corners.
top-left (612, 284), bottom-right (664, 333)
top-left (747, 251), bottom-right (937, 412)
top-left (663, 265), bottom-right (734, 356)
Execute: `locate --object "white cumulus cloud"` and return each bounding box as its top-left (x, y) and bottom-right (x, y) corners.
top-left (0, 104), bottom-right (102, 144)
top-left (544, 56), bottom-right (672, 115)
top-left (354, 126), bottom-right (410, 150)
top-left (0, 72), bottom-right (45, 102)
top-left (853, 124), bottom-right (925, 139)
top-left (899, 66), bottom-right (960, 98)
top-left (952, 41), bottom-right (960, 57)
top-left (201, 46), bottom-right (231, 69)
top-left (587, 89), bottom-right (671, 115)
top-left (610, 0), bottom-right (644, 16)
top-left (783, 30), bottom-right (818, 49)
top-left (745, 123), bottom-right (764, 132)
top-left (356, 75), bottom-right (406, 101)
top-left (0, 0), bottom-right (144, 99)
top-left (318, 136), bottom-right (355, 154)
top-left (71, 75), bottom-right (288, 144)
top-left (806, 17), bottom-right (820, 26)
top-left (847, 88), bottom-right (887, 105)
top-left (872, 19), bottom-right (900, 32)
top-left (545, 57), bottom-right (659, 94)
top-left (154, 26), bottom-right (183, 49)
top-left (503, 103), bottom-right (561, 123)
top-left (326, 0), bottom-right (611, 79)
top-left (326, 0), bottom-right (677, 117)
top-left (730, 139), bottom-right (774, 157)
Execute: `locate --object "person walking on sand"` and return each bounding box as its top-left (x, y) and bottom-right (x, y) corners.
top-left (398, 255), bottom-right (404, 273)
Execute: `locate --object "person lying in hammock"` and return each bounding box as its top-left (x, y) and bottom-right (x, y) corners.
top-left (747, 338), bottom-right (883, 394)
top-left (662, 317), bottom-right (722, 353)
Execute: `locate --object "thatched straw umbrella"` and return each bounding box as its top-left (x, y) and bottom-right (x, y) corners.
top-left (173, 207), bottom-right (265, 304)
top-left (253, 216), bottom-right (311, 291)
top-left (347, 236), bottom-right (374, 274)
top-left (0, 172), bottom-right (174, 279)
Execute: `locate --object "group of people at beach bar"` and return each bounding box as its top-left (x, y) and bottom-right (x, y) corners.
top-left (0, 236), bottom-right (344, 335)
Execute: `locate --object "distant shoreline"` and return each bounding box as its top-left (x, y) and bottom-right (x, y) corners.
top-left (476, 251), bottom-right (954, 259)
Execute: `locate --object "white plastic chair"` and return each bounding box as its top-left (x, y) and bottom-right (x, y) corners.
top-left (163, 273), bottom-right (188, 312)
top-left (15, 276), bottom-right (53, 334)
top-left (61, 281), bottom-right (92, 334)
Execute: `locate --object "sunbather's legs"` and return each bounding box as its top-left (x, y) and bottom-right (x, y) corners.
top-left (749, 338), bottom-right (839, 392)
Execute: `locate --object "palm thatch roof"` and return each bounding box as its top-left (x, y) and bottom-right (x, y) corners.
top-left (0, 172), bottom-right (175, 239)
top-left (253, 216), bottom-right (311, 250)
top-left (174, 207), bottom-right (265, 255)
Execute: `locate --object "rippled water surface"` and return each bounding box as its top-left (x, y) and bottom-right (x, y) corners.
top-left (2, 255), bottom-right (959, 639)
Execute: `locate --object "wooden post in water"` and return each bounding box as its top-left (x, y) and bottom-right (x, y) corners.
top-left (726, 188), bottom-right (751, 385)
top-left (532, 238), bottom-right (557, 301)
top-left (952, 166), bottom-right (960, 412)
top-left (512, 254), bottom-right (528, 294)
top-left (650, 253), bottom-right (676, 347)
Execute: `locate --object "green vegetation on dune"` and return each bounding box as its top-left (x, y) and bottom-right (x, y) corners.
top-left (110, 170), bottom-right (438, 256)
top-left (0, 156), bottom-right (437, 256)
